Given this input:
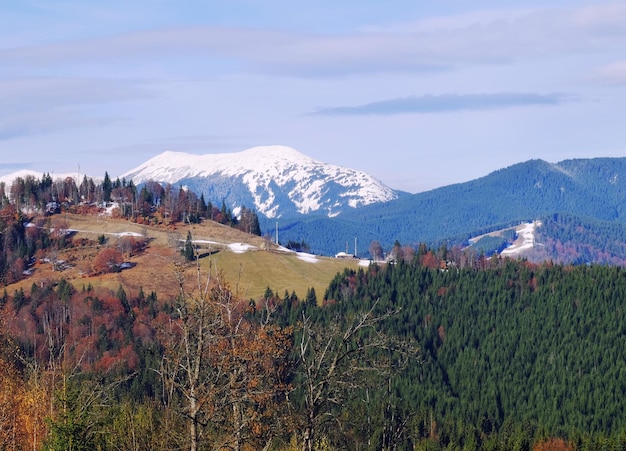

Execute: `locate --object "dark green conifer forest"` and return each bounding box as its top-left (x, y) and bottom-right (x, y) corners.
top-left (316, 258), bottom-right (626, 449)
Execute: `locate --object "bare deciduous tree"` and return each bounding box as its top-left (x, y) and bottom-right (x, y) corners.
top-left (369, 240), bottom-right (384, 261)
top-left (295, 300), bottom-right (415, 451)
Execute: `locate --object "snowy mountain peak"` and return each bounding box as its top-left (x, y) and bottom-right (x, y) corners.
top-left (239, 145), bottom-right (311, 162)
top-left (122, 145), bottom-right (399, 218)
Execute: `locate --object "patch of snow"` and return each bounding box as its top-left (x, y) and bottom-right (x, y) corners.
top-left (49, 228), bottom-right (73, 236)
top-left (113, 231), bottom-right (144, 237)
top-left (99, 202), bottom-right (120, 217)
top-left (500, 221), bottom-right (542, 256)
top-left (296, 252), bottom-right (318, 263)
top-left (227, 243), bottom-right (257, 254)
top-left (191, 239), bottom-right (222, 245)
top-left (358, 259), bottom-right (371, 267)
top-left (335, 252), bottom-right (354, 259)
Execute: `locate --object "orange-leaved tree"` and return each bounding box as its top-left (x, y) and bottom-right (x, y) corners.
top-left (0, 313), bottom-right (49, 450)
top-left (158, 264), bottom-right (294, 451)
top-left (533, 437), bottom-right (574, 451)
top-left (92, 247), bottom-right (124, 274)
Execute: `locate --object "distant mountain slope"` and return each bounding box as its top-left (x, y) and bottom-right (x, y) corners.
top-left (349, 158), bottom-right (626, 238)
top-left (121, 145), bottom-right (400, 218)
top-left (532, 213), bottom-right (626, 265)
top-left (0, 169), bottom-right (92, 186)
top-left (276, 158), bottom-right (626, 257)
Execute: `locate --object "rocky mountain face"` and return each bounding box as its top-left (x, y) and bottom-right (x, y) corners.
top-left (121, 145), bottom-right (399, 219)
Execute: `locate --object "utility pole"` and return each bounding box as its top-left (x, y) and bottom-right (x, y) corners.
top-left (354, 237), bottom-right (357, 258)
top-left (275, 221), bottom-right (278, 245)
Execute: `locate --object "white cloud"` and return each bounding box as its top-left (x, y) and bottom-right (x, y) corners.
top-left (0, 109), bottom-right (123, 141)
top-left (0, 77), bottom-right (152, 139)
top-left (309, 92), bottom-right (571, 116)
top-left (569, 2), bottom-right (626, 31)
top-left (0, 77), bottom-right (151, 109)
top-left (592, 61), bottom-right (626, 85)
top-left (1, 3), bottom-right (625, 78)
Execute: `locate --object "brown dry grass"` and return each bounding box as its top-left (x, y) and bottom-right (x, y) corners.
top-left (7, 214), bottom-right (360, 302)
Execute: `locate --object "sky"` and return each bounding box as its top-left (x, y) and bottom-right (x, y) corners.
top-left (1, 0), bottom-right (625, 193)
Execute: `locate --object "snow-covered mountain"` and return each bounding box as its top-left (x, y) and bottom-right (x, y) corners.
top-left (121, 145), bottom-right (399, 218)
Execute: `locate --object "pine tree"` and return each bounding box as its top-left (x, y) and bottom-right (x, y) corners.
top-left (57, 278), bottom-right (74, 301)
top-left (181, 231), bottom-right (195, 261)
top-left (251, 210), bottom-right (261, 235)
top-left (305, 287), bottom-right (317, 307)
top-left (116, 285), bottom-right (130, 314)
top-left (102, 172), bottom-right (112, 203)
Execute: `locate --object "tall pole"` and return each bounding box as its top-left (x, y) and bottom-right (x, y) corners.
top-left (354, 237), bottom-right (357, 258)
top-left (275, 221), bottom-right (278, 245)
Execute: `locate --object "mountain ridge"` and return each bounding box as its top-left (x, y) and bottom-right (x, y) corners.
top-left (273, 157), bottom-right (626, 258)
top-left (4, 149), bottom-right (626, 264)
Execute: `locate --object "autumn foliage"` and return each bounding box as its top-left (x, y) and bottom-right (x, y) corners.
top-left (0, 321), bottom-right (49, 450)
top-left (533, 437), bottom-right (574, 451)
top-left (92, 247), bottom-right (124, 274)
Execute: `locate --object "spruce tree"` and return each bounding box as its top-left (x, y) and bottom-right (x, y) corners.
top-left (102, 172), bottom-right (112, 203)
top-left (249, 210), bottom-right (261, 236)
top-left (182, 231), bottom-right (195, 261)
top-left (305, 287), bottom-right (317, 307)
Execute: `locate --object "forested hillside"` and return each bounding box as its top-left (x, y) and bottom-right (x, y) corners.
top-left (3, 247), bottom-right (626, 449)
top-left (4, 162), bottom-right (626, 449)
top-left (532, 213), bottom-right (626, 265)
top-left (319, 257), bottom-right (626, 448)
top-left (7, 157), bottom-right (626, 265)
top-left (274, 158), bottom-right (626, 259)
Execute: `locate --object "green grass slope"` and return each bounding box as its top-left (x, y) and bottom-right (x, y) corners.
top-left (199, 249), bottom-right (361, 301)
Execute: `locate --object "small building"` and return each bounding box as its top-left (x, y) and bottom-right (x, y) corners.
top-left (335, 251), bottom-right (355, 259)
top-left (45, 202), bottom-right (60, 215)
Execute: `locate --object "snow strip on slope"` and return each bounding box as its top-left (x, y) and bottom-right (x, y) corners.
top-left (500, 221), bottom-right (542, 256)
top-left (296, 252), bottom-right (318, 263)
top-left (227, 243), bottom-right (257, 254)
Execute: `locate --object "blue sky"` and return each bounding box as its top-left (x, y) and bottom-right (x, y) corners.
top-left (1, 0), bottom-right (625, 193)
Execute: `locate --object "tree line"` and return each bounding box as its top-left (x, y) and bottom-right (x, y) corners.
top-left (0, 172), bottom-right (262, 285)
top-left (0, 172), bottom-right (261, 232)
